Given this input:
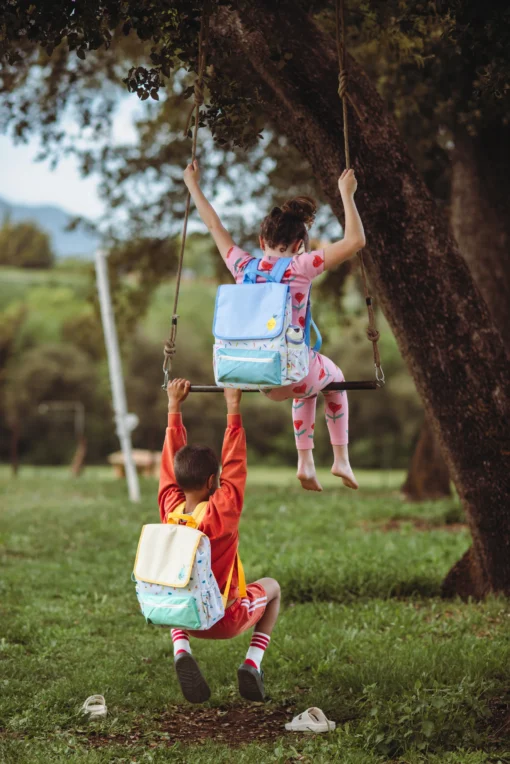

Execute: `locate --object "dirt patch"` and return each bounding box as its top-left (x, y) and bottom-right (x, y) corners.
top-left (486, 697), bottom-right (510, 744)
top-left (358, 518), bottom-right (467, 533)
top-left (85, 704), bottom-right (292, 748)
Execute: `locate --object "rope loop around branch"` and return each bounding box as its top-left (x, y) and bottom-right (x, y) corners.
top-left (184, 79), bottom-right (205, 135)
top-left (194, 79), bottom-right (205, 106)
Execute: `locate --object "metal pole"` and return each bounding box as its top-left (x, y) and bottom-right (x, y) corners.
top-left (188, 381), bottom-right (378, 393)
top-left (94, 250), bottom-right (141, 503)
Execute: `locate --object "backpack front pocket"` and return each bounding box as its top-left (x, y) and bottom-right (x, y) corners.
top-left (215, 347), bottom-right (282, 386)
top-left (137, 593), bottom-right (202, 629)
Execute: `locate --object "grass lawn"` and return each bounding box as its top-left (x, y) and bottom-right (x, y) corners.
top-left (1, 467), bottom-right (509, 763)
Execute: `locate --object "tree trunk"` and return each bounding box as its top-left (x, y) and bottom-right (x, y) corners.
top-left (212, 1), bottom-right (510, 597)
top-left (451, 126), bottom-right (510, 342)
top-left (402, 417), bottom-right (451, 501)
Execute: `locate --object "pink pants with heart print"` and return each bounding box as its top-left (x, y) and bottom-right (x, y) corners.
top-left (264, 351), bottom-right (348, 449)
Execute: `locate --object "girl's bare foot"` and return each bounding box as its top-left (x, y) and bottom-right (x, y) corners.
top-left (331, 444), bottom-right (359, 490)
top-left (331, 462), bottom-right (359, 490)
top-left (297, 449), bottom-right (323, 492)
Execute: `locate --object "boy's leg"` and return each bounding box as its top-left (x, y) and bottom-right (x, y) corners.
top-left (171, 629), bottom-right (211, 704)
top-left (238, 578), bottom-right (281, 702)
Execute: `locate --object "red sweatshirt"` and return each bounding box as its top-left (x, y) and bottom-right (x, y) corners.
top-left (158, 413), bottom-right (247, 601)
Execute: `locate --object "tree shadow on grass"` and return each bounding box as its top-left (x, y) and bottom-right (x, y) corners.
top-left (284, 574), bottom-right (443, 603)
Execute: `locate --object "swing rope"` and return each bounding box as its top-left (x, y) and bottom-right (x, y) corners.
top-left (336, 0), bottom-right (384, 386)
top-left (162, 2), bottom-right (211, 388)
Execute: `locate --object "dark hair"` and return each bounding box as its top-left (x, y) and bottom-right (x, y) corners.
top-left (174, 445), bottom-right (220, 491)
top-left (260, 196), bottom-right (317, 250)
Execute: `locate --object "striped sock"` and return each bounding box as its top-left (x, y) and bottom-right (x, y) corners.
top-left (244, 632), bottom-right (271, 671)
top-left (171, 629), bottom-right (191, 657)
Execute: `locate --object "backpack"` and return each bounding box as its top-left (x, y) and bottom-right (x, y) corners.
top-left (133, 501), bottom-right (246, 630)
top-left (213, 256), bottom-right (322, 389)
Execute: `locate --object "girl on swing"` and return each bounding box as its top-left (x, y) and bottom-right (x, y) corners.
top-left (183, 160), bottom-right (365, 492)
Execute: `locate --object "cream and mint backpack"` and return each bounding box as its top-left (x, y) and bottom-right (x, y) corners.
top-left (133, 501), bottom-right (246, 631)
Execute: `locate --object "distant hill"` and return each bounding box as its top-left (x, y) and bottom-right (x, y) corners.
top-left (0, 197), bottom-right (99, 259)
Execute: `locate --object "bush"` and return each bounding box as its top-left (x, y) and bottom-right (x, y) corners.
top-left (4, 343), bottom-right (112, 465)
top-left (0, 218), bottom-right (55, 269)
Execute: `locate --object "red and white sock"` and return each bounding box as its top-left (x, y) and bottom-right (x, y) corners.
top-left (244, 632), bottom-right (271, 671)
top-left (171, 629), bottom-right (191, 657)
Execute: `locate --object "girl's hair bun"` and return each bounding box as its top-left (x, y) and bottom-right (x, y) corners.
top-left (270, 206), bottom-right (282, 218)
top-left (281, 196), bottom-right (317, 229)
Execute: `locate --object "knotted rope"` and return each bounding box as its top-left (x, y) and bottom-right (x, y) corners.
top-left (162, 3), bottom-right (211, 388)
top-left (336, 0), bottom-right (384, 385)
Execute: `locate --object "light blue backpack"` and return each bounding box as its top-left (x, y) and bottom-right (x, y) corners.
top-left (213, 256), bottom-right (322, 389)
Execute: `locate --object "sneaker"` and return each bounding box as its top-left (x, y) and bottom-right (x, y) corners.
top-left (174, 653), bottom-right (211, 704)
top-left (237, 662), bottom-right (265, 702)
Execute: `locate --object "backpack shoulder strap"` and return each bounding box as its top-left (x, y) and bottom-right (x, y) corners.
top-left (304, 289), bottom-right (323, 352)
top-left (310, 318), bottom-right (322, 352)
top-left (165, 500), bottom-right (208, 529)
top-left (192, 501), bottom-right (209, 527)
top-left (267, 256), bottom-right (293, 284)
top-left (242, 258), bottom-right (261, 284)
top-left (222, 552), bottom-right (247, 607)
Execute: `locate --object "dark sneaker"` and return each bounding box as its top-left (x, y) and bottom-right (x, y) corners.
top-left (237, 662), bottom-right (265, 702)
top-left (174, 653), bottom-right (211, 704)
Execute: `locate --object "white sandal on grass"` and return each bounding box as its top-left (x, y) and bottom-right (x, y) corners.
top-left (80, 695), bottom-right (107, 719)
top-left (285, 707), bottom-right (336, 733)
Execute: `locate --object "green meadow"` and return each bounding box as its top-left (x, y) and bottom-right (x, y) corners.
top-left (1, 466), bottom-right (509, 763)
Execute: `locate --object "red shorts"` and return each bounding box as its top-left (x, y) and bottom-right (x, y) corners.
top-left (187, 583), bottom-right (267, 640)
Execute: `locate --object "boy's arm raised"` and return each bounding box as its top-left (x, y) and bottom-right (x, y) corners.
top-left (216, 388), bottom-right (247, 514)
top-left (184, 160), bottom-right (235, 263)
top-left (157, 379), bottom-right (190, 522)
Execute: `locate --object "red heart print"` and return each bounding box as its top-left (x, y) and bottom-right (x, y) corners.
top-left (284, 268), bottom-right (292, 279)
top-left (311, 423), bottom-right (315, 430)
top-left (328, 402), bottom-right (342, 414)
top-left (293, 420), bottom-right (304, 430)
top-left (295, 292), bottom-right (305, 303)
top-left (299, 316), bottom-right (305, 328)
top-left (313, 255), bottom-right (324, 268)
top-left (293, 383), bottom-right (307, 394)
top-left (319, 368), bottom-right (326, 380)
top-left (260, 260), bottom-right (273, 271)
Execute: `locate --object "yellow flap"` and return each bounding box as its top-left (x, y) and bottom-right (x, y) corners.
top-left (134, 524), bottom-right (203, 587)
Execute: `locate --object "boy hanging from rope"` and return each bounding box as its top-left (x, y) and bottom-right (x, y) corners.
top-left (183, 161), bottom-right (365, 492)
top-left (159, 378), bottom-right (280, 703)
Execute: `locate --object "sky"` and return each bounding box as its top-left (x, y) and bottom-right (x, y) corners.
top-left (0, 97), bottom-right (142, 220)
